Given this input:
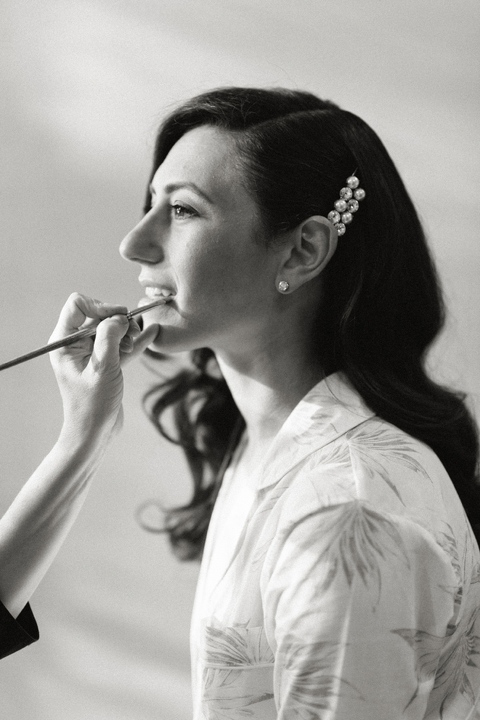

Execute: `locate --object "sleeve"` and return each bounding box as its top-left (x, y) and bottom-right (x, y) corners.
top-left (0, 600), bottom-right (39, 659)
top-left (260, 500), bottom-right (457, 720)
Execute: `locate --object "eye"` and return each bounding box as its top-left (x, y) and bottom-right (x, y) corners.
top-left (170, 203), bottom-right (197, 219)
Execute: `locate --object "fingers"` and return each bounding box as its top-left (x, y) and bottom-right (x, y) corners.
top-left (93, 317), bottom-right (156, 369)
top-left (119, 319), bottom-right (141, 354)
top-left (51, 293), bottom-right (128, 340)
top-left (92, 314), bottom-right (130, 369)
top-left (50, 294), bottom-right (158, 373)
top-left (121, 323), bottom-right (160, 365)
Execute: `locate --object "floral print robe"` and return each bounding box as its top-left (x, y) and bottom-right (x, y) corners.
top-left (190, 372), bottom-right (480, 719)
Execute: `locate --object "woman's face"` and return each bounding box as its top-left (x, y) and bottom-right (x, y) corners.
top-left (120, 125), bottom-right (282, 356)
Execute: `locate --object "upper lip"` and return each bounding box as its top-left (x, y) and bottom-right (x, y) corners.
top-left (139, 277), bottom-right (174, 296)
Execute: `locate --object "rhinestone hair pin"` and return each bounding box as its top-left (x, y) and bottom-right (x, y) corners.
top-left (327, 175), bottom-right (366, 236)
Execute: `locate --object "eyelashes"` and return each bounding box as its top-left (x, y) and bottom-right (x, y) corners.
top-left (148, 195), bottom-right (197, 220)
top-left (169, 203), bottom-right (197, 219)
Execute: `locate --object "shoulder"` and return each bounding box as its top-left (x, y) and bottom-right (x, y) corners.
top-left (264, 416), bottom-right (468, 558)
top-left (258, 496), bottom-right (462, 642)
top-left (274, 417), bottom-right (440, 505)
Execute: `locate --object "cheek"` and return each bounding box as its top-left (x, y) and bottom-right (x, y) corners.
top-left (171, 219), bottom-right (273, 311)
top-left (179, 233), bottom-right (250, 295)
top-left (179, 241), bottom-right (224, 296)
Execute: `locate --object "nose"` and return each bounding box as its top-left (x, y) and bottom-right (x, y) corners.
top-left (119, 213), bottom-right (164, 265)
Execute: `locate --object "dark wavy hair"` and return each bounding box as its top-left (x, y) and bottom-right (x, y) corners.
top-left (139, 87), bottom-right (480, 560)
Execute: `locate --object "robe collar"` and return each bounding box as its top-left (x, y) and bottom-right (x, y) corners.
top-left (256, 371), bottom-right (376, 491)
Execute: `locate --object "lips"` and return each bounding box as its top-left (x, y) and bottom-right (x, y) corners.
top-left (144, 286), bottom-right (173, 300)
top-left (139, 277), bottom-right (175, 301)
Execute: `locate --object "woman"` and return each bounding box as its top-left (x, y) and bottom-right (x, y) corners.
top-left (119, 88), bottom-right (480, 718)
top-left (0, 295), bottom-right (158, 658)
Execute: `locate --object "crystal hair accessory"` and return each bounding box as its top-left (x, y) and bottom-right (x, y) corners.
top-left (327, 175), bottom-right (366, 237)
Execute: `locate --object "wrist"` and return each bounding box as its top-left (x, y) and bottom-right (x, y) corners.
top-left (56, 421), bottom-right (114, 457)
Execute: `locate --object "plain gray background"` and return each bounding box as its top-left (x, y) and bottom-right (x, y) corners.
top-left (0, 1), bottom-right (479, 718)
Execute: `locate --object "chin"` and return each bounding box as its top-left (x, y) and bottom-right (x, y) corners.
top-left (146, 326), bottom-right (200, 357)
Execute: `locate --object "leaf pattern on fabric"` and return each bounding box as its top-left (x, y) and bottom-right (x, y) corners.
top-left (190, 373), bottom-right (480, 718)
top-left (204, 624), bottom-right (274, 667)
top-left (249, 539), bottom-right (272, 572)
top-left (346, 423), bottom-right (432, 504)
top-left (470, 561), bottom-right (480, 586)
top-left (202, 624), bottom-right (274, 719)
top-left (446, 587), bottom-right (464, 636)
top-left (291, 393), bottom-right (346, 446)
top-left (437, 526), bottom-right (462, 584)
top-left (255, 487), bottom-right (289, 518)
top-left (203, 667), bottom-right (274, 720)
top-left (436, 526), bottom-right (465, 632)
top-left (436, 605), bottom-right (480, 716)
top-left (280, 637), bottom-right (363, 719)
top-left (249, 487), bottom-right (292, 572)
top-left (391, 628), bottom-right (446, 709)
top-left (394, 605), bottom-right (480, 716)
top-left (303, 443), bottom-right (351, 472)
top-left (299, 501), bottom-right (410, 605)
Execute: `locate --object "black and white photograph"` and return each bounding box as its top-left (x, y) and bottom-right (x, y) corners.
top-left (0, 2), bottom-right (479, 718)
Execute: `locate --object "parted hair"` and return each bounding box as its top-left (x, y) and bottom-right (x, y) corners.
top-left (140, 87), bottom-right (480, 560)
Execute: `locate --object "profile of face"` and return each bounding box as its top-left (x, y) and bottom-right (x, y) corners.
top-left (119, 126), bottom-right (283, 357)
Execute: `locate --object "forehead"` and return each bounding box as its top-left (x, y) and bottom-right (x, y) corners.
top-left (152, 126), bottom-right (250, 207)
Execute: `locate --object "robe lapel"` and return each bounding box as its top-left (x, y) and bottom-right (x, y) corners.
top-left (257, 372), bottom-right (375, 491)
top-left (206, 373), bottom-right (376, 598)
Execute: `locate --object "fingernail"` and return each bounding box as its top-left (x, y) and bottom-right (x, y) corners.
top-left (128, 321), bottom-right (141, 336)
top-left (111, 314), bottom-right (129, 324)
top-left (102, 304), bottom-right (128, 314)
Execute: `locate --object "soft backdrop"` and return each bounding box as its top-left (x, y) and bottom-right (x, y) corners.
top-left (0, 1), bottom-right (479, 719)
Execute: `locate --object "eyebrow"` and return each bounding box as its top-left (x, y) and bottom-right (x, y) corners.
top-left (149, 181), bottom-right (214, 204)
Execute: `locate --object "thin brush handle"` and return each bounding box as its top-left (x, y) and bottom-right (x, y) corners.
top-left (0, 298), bottom-right (169, 372)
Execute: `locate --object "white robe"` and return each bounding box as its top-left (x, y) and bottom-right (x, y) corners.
top-left (190, 372), bottom-right (480, 719)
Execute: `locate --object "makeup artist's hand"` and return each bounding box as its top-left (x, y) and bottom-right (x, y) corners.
top-left (0, 294), bottom-right (159, 620)
top-left (49, 293), bottom-right (159, 447)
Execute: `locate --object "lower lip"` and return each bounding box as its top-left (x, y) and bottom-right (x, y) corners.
top-left (137, 297), bottom-right (175, 321)
top-left (137, 296), bottom-right (173, 307)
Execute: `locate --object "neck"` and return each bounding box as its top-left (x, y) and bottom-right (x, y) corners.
top-left (215, 328), bottom-right (326, 458)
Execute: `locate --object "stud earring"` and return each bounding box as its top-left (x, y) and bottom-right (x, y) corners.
top-left (278, 280), bottom-right (289, 292)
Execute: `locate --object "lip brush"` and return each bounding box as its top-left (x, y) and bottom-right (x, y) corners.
top-left (0, 298), bottom-right (169, 372)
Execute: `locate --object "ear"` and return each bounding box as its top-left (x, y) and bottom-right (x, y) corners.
top-left (276, 216), bottom-right (337, 292)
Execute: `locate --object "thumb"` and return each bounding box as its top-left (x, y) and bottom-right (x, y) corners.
top-left (92, 314), bottom-right (129, 369)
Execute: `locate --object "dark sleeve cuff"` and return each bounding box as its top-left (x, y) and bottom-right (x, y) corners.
top-left (0, 601), bottom-right (39, 659)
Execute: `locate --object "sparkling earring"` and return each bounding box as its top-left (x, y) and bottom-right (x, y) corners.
top-left (278, 280), bottom-right (289, 292)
